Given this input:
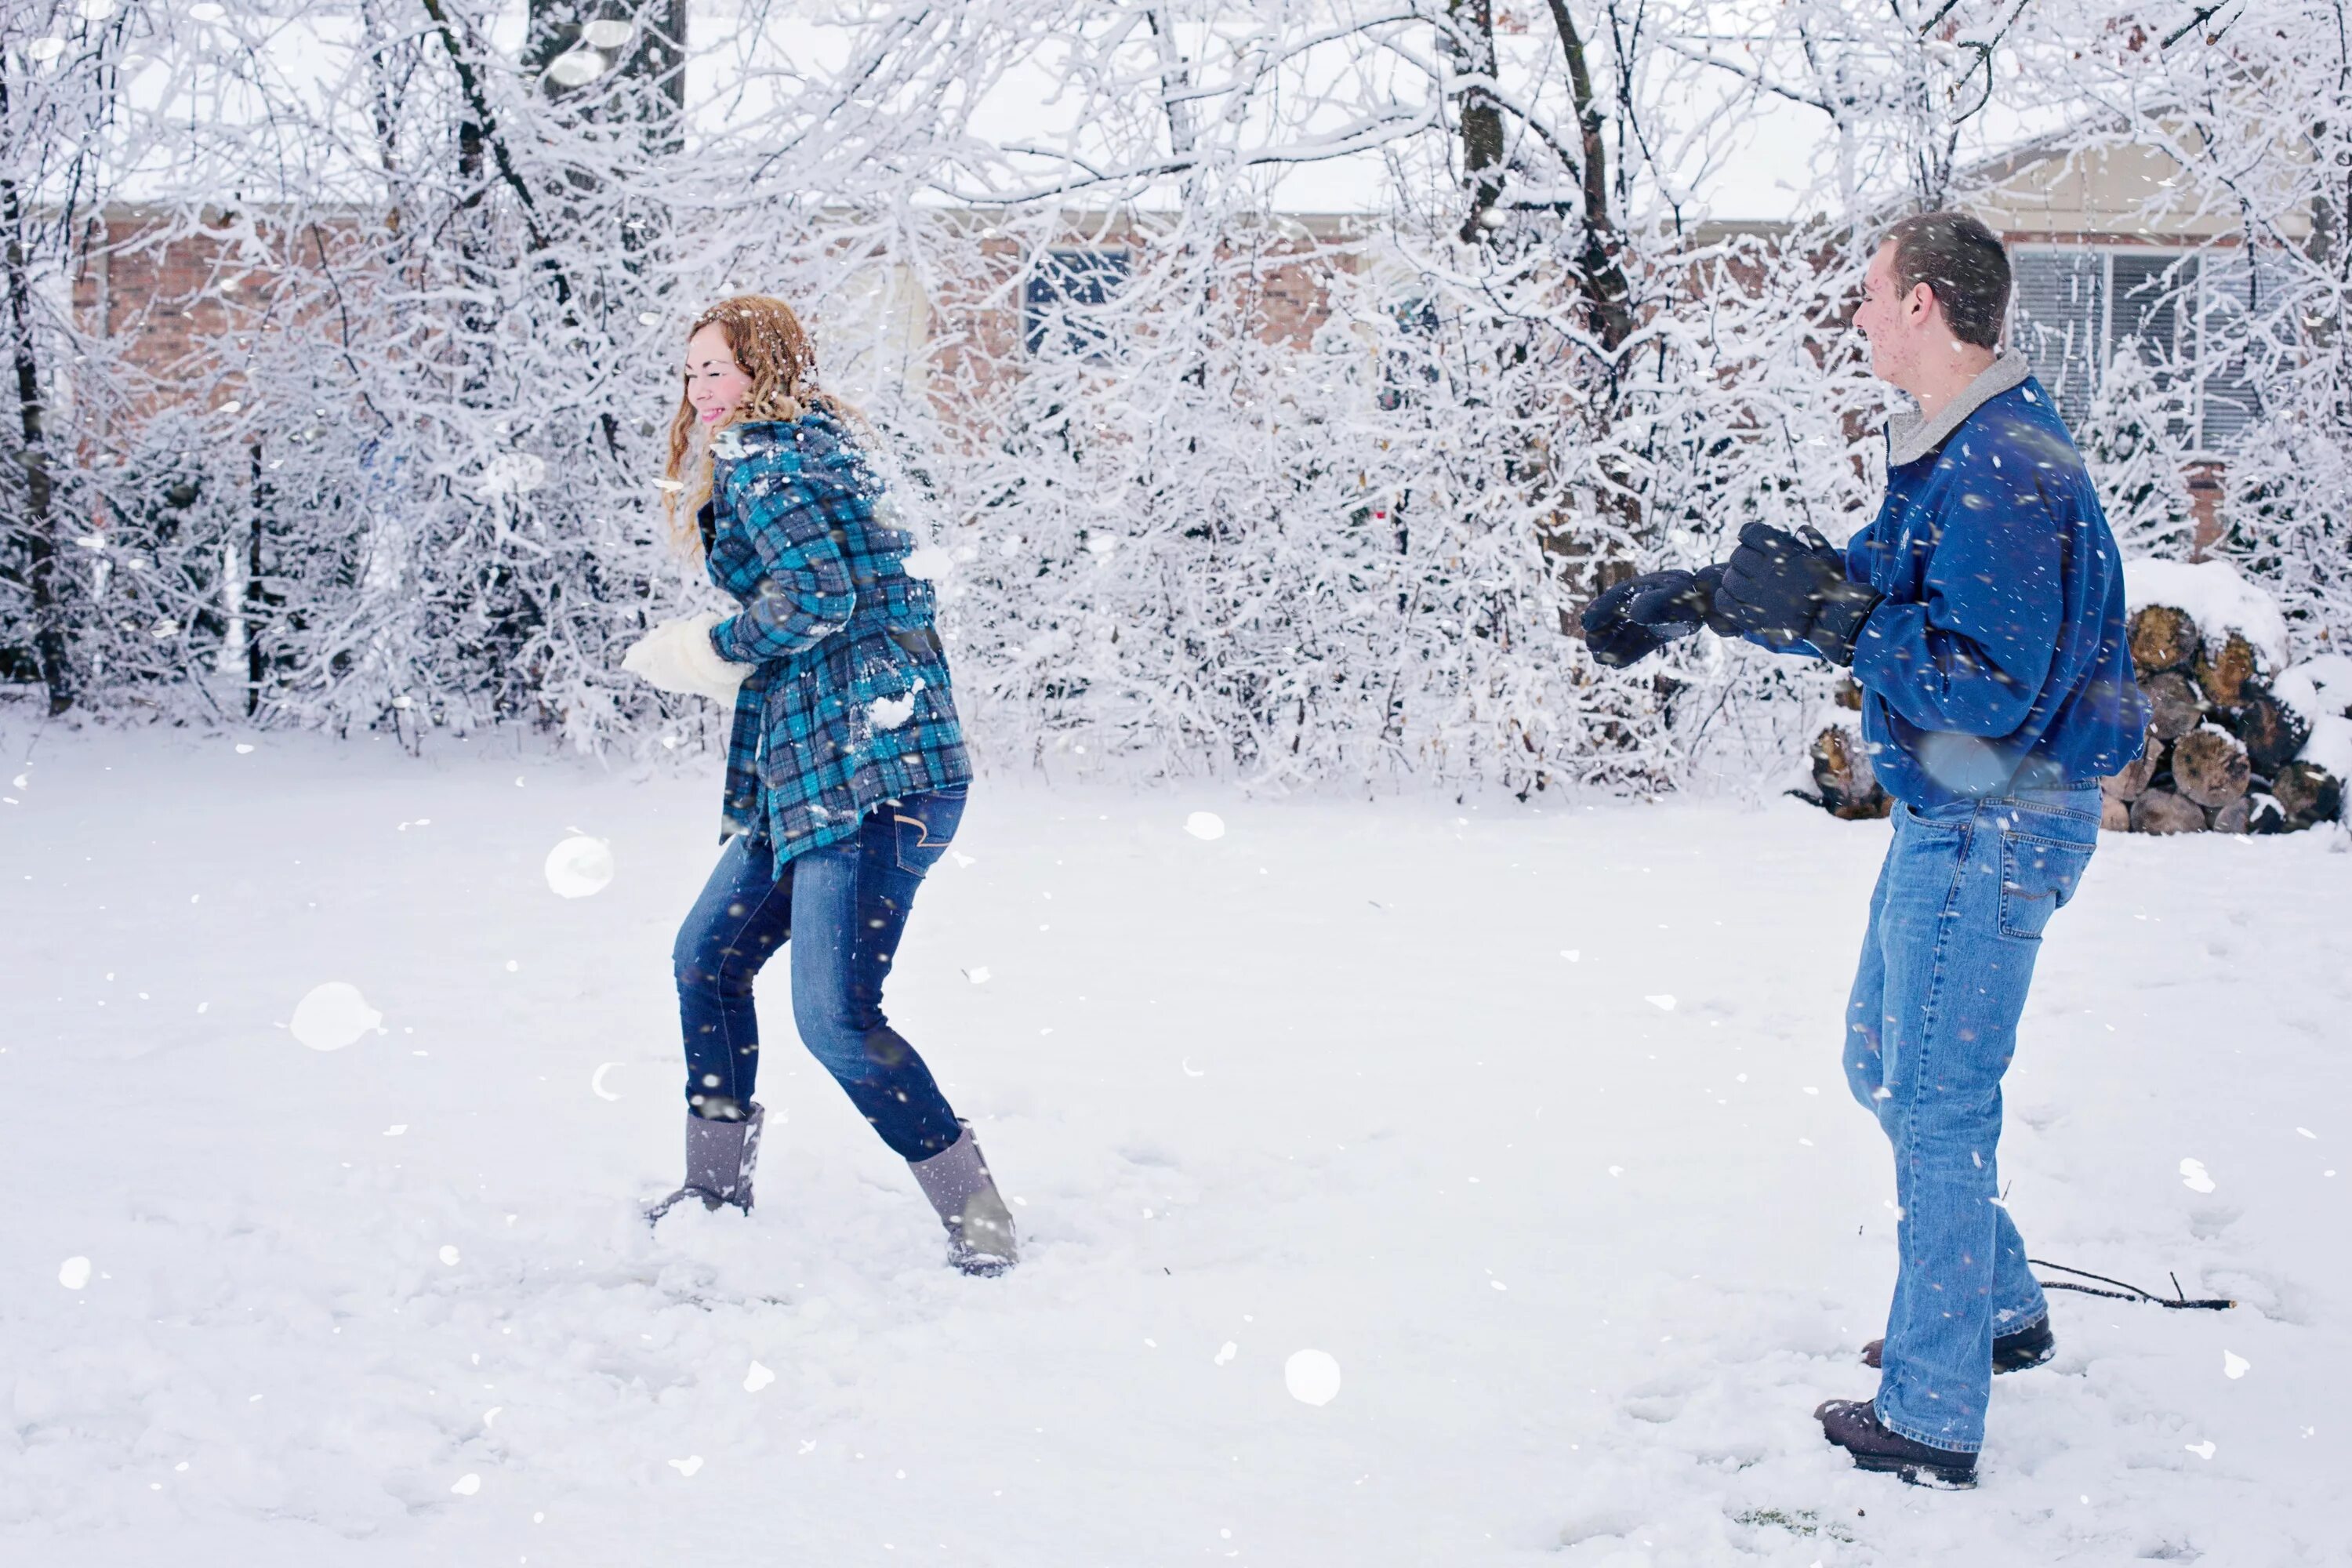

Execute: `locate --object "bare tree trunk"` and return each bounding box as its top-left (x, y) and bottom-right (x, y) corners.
top-left (1535, 0), bottom-right (1645, 630)
top-left (1543, 0), bottom-right (1634, 353)
top-left (1449, 0), bottom-right (1507, 243)
top-left (0, 92), bottom-right (72, 715)
top-left (245, 441), bottom-right (267, 716)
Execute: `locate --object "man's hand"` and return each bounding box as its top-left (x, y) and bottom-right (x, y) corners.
top-left (1712, 524), bottom-right (1882, 666)
top-left (1579, 564), bottom-right (1731, 669)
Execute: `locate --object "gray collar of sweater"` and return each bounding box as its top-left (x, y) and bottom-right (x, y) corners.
top-left (1885, 347), bottom-right (2031, 466)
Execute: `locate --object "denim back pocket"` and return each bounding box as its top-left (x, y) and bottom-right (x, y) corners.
top-left (891, 789), bottom-right (966, 875)
top-left (1999, 830), bottom-right (2095, 941)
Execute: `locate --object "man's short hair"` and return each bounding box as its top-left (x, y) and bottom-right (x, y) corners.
top-left (1881, 212), bottom-right (2010, 350)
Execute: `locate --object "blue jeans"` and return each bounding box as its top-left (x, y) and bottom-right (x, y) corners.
top-left (1844, 782), bottom-right (2101, 1453)
top-left (673, 789), bottom-right (967, 1160)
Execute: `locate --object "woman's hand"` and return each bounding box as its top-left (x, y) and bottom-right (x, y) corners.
top-left (622, 612), bottom-right (750, 703)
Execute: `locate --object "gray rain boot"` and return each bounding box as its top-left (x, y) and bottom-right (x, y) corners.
top-left (647, 1103), bottom-right (765, 1223)
top-left (908, 1120), bottom-right (1018, 1276)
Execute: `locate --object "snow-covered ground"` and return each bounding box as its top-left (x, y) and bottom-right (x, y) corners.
top-left (4, 723), bottom-right (2348, 1566)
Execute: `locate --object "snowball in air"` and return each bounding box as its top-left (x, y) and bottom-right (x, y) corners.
top-left (2180, 1157), bottom-right (2216, 1194)
top-left (438, 1246), bottom-right (461, 1266)
top-left (581, 18), bottom-right (634, 47)
top-left (543, 836), bottom-right (615, 898)
top-left (744, 1361), bottom-right (775, 1392)
top-left (902, 546), bottom-right (951, 580)
top-left (1283, 1348), bottom-right (1341, 1406)
top-left (291, 982), bottom-right (382, 1051)
top-left (2223, 1350), bottom-right (2249, 1379)
top-left (668, 1456), bottom-right (703, 1476)
top-left (58, 1257), bottom-right (92, 1290)
top-left (450, 1474), bottom-right (481, 1495)
top-left (1185, 812), bottom-right (1225, 841)
top-left (1644, 994), bottom-right (1677, 1011)
top-left (546, 49), bottom-right (607, 85)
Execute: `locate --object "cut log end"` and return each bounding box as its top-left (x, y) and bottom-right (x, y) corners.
top-left (2143, 671), bottom-right (2205, 742)
top-left (1808, 724), bottom-right (1890, 820)
top-left (2102, 744), bottom-right (2162, 804)
top-left (2272, 760), bottom-right (2345, 830)
top-left (2129, 787), bottom-right (2208, 835)
top-left (2171, 725), bottom-right (2251, 810)
top-left (2235, 688), bottom-right (2313, 776)
top-left (2129, 604), bottom-right (2200, 676)
top-left (2194, 632), bottom-right (2263, 710)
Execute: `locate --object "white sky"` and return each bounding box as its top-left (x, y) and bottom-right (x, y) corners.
top-left (75, 1), bottom-right (2073, 225)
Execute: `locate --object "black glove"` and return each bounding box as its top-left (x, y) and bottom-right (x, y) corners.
top-left (1712, 523), bottom-right (1882, 666)
top-left (1580, 564), bottom-right (1730, 668)
top-left (1626, 562), bottom-right (1737, 637)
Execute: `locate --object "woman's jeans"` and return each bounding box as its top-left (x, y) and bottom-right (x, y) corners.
top-left (1844, 783), bottom-right (2102, 1454)
top-left (673, 789), bottom-right (967, 1161)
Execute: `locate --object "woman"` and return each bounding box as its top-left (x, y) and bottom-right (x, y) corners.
top-left (621, 295), bottom-right (1015, 1276)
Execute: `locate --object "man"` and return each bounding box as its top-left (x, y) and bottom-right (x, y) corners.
top-left (1583, 212), bottom-right (2147, 1488)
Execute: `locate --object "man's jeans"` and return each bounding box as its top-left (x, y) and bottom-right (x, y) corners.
top-left (1844, 782), bottom-right (2101, 1453)
top-left (673, 789), bottom-right (967, 1161)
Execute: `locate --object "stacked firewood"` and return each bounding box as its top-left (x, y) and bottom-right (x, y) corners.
top-left (1797, 576), bottom-right (2347, 833)
top-left (2103, 603), bottom-right (2344, 833)
top-left (1801, 682), bottom-right (1892, 821)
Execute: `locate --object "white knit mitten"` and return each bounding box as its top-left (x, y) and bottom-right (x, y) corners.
top-left (622, 613), bottom-right (748, 704)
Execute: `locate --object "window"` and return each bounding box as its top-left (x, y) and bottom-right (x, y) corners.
top-left (2009, 246), bottom-right (2285, 450)
top-left (1022, 249), bottom-right (1130, 359)
top-left (2010, 249), bottom-right (2104, 418)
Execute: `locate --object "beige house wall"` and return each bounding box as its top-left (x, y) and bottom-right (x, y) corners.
top-left (1965, 131), bottom-right (2313, 245)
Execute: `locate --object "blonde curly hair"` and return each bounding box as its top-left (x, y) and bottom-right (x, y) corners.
top-left (662, 294), bottom-right (861, 555)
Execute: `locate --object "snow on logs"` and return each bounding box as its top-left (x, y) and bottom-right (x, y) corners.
top-left (1795, 559), bottom-right (2345, 834)
top-left (2105, 561), bottom-right (2344, 836)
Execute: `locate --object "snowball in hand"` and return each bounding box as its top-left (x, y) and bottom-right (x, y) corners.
top-left (1185, 811), bottom-right (1226, 841)
top-left (543, 836), bottom-right (615, 898)
top-left (1284, 1348), bottom-right (1342, 1406)
top-left (291, 982), bottom-right (382, 1051)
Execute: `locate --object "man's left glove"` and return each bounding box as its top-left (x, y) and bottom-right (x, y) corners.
top-left (1580, 564), bottom-right (1733, 669)
top-left (1711, 523), bottom-right (1882, 666)
top-left (622, 612), bottom-right (750, 703)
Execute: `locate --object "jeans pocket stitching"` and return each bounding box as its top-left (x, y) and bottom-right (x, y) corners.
top-left (1998, 832), bottom-right (2093, 940)
top-left (891, 808), bottom-right (957, 873)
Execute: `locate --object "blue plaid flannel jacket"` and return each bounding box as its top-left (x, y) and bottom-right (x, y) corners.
top-left (702, 410), bottom-right (971, 873)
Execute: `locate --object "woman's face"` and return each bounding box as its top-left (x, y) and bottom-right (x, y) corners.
top-left (684, 325), bottom-right (753, 426)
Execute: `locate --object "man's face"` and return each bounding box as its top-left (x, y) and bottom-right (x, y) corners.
top-left (1853, 241), bottom-right (1922, 389)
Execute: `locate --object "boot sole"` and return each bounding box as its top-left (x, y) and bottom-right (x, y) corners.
top-left (1820, 1412), bottom-right (1979, 1489)
top-left (1846, 1450), bottom-right (1978, 1490)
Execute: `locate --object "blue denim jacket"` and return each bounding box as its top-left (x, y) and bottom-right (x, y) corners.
top-left (1839, 373), bottom-right (2147, 807)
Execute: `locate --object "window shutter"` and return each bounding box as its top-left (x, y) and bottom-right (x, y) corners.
top-left (2009, 249), bottom-right (2103, 422)
top-left (2196, 249), bottom-right (2288, 452)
